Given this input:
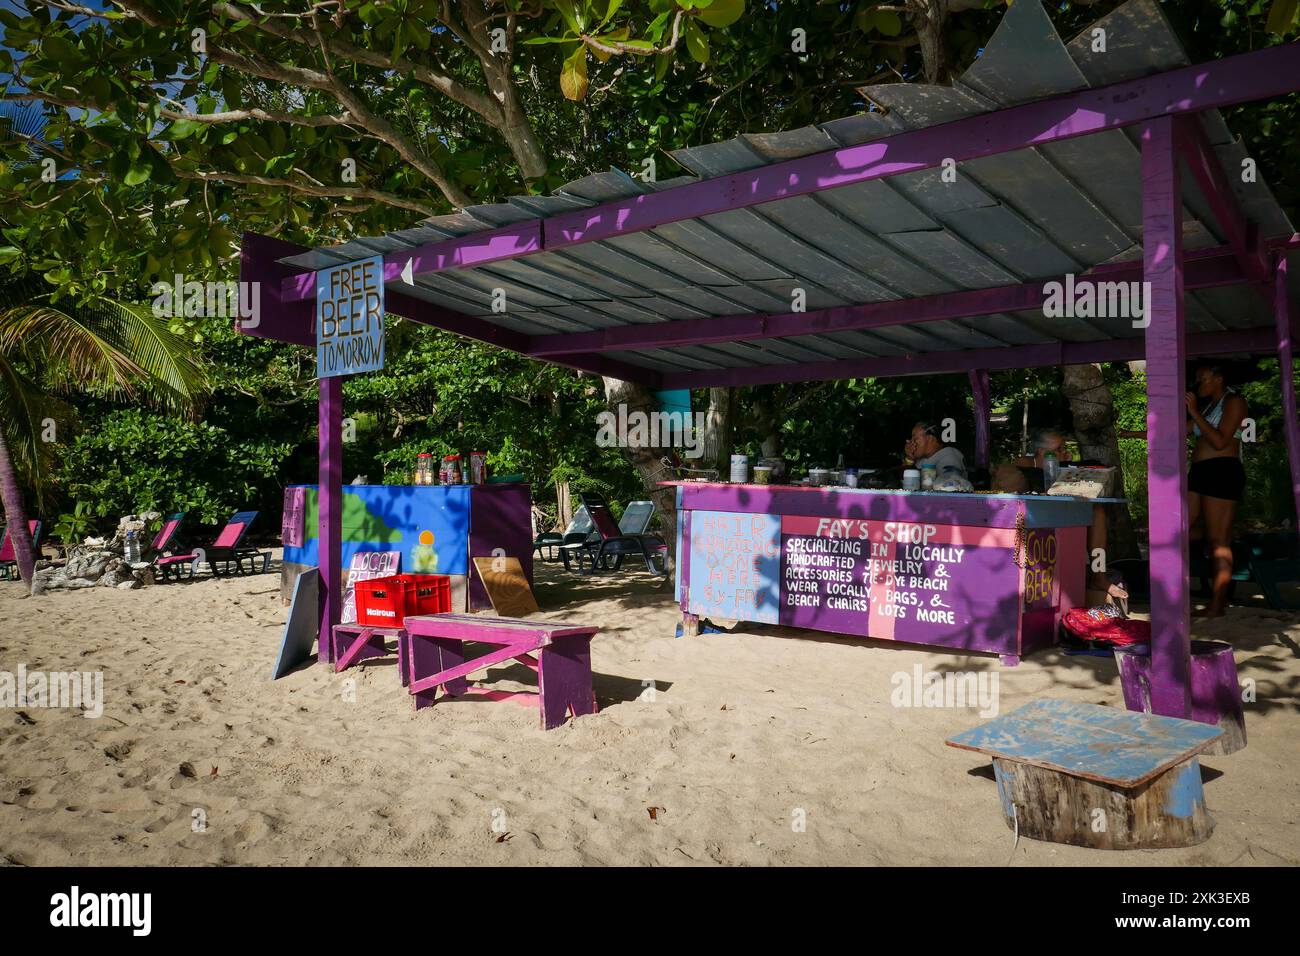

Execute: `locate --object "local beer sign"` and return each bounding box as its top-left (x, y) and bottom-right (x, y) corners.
top-left (316, 256), bottom-right (384, 378)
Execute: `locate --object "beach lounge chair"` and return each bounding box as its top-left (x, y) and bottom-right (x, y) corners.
top-left (163, 510), bottom-right (270, 577)
top-left (534, 505), bottom-right (593, 563)
top-left (205, 510), bottom-right (270, 575)
top-left (150, 512), bottom-right (203, 582)
top-left (565, 494), bottom-right (667, 576)
top-left (0, 520), bottom-right (41, 581)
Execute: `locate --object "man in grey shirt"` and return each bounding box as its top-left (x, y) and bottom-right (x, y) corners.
top-left (904, 422), bottom-right (968, 479)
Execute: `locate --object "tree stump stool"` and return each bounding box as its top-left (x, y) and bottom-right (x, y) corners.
top-left (946, 699), bottom-right (1223, 850)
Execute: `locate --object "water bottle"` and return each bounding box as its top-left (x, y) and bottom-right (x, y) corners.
top-left (1042, 452), bottom-right (1060, 491)
top-left (125, 530), bottom-right (140, 564)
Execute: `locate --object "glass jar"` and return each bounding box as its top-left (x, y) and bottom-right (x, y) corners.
top-left (415, 453), bottom-right (434, 486)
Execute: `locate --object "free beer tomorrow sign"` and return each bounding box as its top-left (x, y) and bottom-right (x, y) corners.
top-left (316, 256), bottom-right (384, 378)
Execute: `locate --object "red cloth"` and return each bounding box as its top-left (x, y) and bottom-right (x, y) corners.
top-left (1062, 608), bottom-right (1151, 647)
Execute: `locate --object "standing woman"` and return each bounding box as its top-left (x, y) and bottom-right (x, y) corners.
top-left (1121, 362), bottom-right (1248, 617)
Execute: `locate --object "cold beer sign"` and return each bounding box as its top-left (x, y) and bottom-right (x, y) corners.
top-left (316, 256), bottom-right (384, 378)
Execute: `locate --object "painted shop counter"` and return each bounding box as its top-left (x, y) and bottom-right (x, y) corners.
top-left (670, 482), bottom-right (1092, 664)
top-left (280, 482), bottom-right (532, 612)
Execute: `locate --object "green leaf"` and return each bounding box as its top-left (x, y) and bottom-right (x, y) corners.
top-left (683, 20), bottom-right (709, 64)
top-left (40, 34), bottom-right (77, 63)
top-left (560, 44), bottom-right (589, 101)
top-left (123, 159), bottom-right (152, 186)
top-left (697, 0), bottom-right (744, 29)
top-left (168, 119), bottom-right (204, 140)
top-left (654, 51), bottom-right (671, 82)
top-left (554, 0), bottom-right (583, 34)
top-left (1266, 0), bottom-right (1300, 34)
top-left (874, 9), bottom-right (903, 37)
top-left (599, 0), bottom-right (624, 28)
top-left (0, 245), bottom-right (21, 265)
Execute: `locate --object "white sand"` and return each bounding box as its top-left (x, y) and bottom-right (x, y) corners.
top-left (1, 556), bottom-right (1297, 866)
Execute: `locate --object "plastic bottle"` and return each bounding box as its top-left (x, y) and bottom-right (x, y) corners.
top-left (920, 462), bottom-right (937, 491)
top-left (1042, 452), bottom-right (1060, 490)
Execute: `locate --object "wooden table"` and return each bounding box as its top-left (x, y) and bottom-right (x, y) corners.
top-left (946, 699), bottom-right (1224, 849)
top-left (403, 613), bottom-right (599, 730)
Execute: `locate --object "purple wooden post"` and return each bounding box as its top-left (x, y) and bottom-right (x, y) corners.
top-left (968, 368), bottom-right (991, 469)
top-left (1274, 256), bottom-right (1300, 533)
top-left (538, 636), bottom-right (596, 730)
top-left (318, 376), bottom-right (343, 664)
top-left (1141, 116), bottom-right (1191, 719)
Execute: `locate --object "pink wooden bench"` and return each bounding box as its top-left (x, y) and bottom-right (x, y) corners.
top-left (403, 613), bottom-right (599, 730)
top-left (330, 624), bottom-right (410, 686)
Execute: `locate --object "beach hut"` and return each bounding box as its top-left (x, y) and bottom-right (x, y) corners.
top-left (239, 0), bottom-right (1300, 720)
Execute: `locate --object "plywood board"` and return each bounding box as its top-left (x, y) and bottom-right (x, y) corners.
top-left (473, 557), bottom-right (540, 618)
top-left (272, 568), bottom-right (318, 679)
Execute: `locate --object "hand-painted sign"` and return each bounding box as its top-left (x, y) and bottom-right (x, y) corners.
top-left (281, 486), bottom-right (305, 547)
top-left (341, 549), bottom-right (400, 624)
top-left (686, 510), bottom-right (781, 624)
top-left (681, 510), bottom-right (1045, 652)
top-left (316, 255), bottom-right (384, 378)
top-left (779, 516), bottom-right (1021, 647)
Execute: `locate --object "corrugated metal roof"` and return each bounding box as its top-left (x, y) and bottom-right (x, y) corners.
top-left (278, 0), bottom-right (1296, 376)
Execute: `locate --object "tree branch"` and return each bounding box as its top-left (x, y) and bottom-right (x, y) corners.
top-left (172, 166), bottom-right (439, 215)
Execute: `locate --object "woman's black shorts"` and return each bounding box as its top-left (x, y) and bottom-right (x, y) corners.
top-left (1188, 457), bottom-right (1246, 502)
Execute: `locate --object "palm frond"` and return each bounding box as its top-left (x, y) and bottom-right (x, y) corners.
top-left (87, 298), bottom-right (208, 413)
top-left (0, 303), bottom-right (147, 398)
top-left (0, 296), bottom-right (208, 413)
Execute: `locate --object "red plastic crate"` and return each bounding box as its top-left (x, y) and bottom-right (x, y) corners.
top-left (354, 574), bottom-right (451, 626)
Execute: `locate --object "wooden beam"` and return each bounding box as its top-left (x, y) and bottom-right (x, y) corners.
top-left (275, 42), bottom-right (1300, 299)
top-left (526, 246), bottom-right (1247, 357)
top-left (1177, 116), bottom-right (1270, 285)
top-left (1141, 115), bottom-right (1192, 719)
top-left (1274, 256), bottom-right (1300, 538)
top-left (656, 326), bottom-right (1275, 390)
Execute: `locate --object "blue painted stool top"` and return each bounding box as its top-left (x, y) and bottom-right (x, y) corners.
top-left (946, 699), bottom-right (1223, 788)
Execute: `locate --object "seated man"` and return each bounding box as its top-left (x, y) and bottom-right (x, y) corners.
top-left (1014, 428), bottom-right (1073, 491)
top-left (1017, 427), bottom-right (1113, 592)
top-left (904, 422), bottom-right (968, 480)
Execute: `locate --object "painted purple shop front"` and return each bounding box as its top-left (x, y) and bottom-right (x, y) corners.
top-left (675, 483), bottom-right (1089, 663)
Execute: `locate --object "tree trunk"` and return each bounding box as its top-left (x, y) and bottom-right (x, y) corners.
top-left (1062, 363), bottom-right (1139, 561)
top-left (701, 387), bottom-right (737, 476)
top-left (751, 385), bottom-right (783, 459)
top-left (602, 377), bottom-right (678, 574)
top-left (0, 425), bottom-right (35, 592)
top-left (555, 480), bottom-right (573, 532)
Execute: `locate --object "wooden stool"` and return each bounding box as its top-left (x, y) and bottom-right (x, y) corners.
top-left (1115, 641), bottom-right (1247, 754)
top-left (330, 624), bottom-right (410, 687)
top-left (403, 613), bottom-right (598, 730)
top-left (947, 699), bottom-right (1223, 850)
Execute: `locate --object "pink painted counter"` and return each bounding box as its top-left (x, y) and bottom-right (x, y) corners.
top-left (670, 482), bottom-right (1092, 664)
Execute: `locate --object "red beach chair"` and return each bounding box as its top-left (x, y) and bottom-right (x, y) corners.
top-left (0, 519), bottom-right (41, 581)
top-left (151, 512), bottom-right (203, 582)
top-left (568, 494), bottom-right (667, 576)
top-left (161, 510), bottom-right (271, 578)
